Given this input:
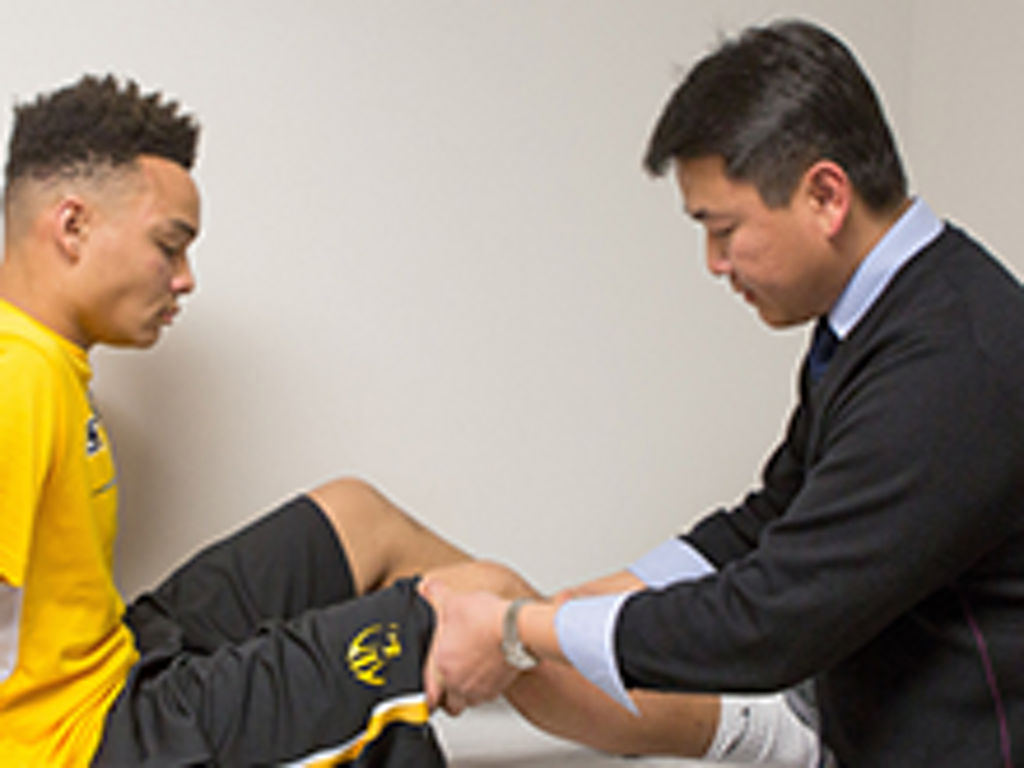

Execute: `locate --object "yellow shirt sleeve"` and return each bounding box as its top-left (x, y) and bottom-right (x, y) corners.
top-left (0, 342), bottom-right (56, 588)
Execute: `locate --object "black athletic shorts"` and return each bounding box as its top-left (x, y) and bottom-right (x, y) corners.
top-left (92, 495), bottom-right (445, 767)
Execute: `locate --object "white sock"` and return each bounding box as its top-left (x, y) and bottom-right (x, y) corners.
top-left (704, 693), bottom-right (820, 767)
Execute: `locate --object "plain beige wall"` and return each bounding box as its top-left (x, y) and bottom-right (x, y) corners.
top-left (1, 1), bottom-right (1020, 595)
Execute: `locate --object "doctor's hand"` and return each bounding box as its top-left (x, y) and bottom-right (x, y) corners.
top-left (418, 577), bottom-right (520, 715)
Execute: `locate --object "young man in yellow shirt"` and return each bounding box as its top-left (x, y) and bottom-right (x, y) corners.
top-left (0, 74), bottom-right (476, 766)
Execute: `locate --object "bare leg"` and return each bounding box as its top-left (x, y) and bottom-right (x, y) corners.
top-left (308, 477), bottom-right (471, 594)
top-left (508, 661), bottom-right (718, 757)
top-left (308, 478), bottom-right (718, 758)
top-left (420, 560), bottom-right (719, 758)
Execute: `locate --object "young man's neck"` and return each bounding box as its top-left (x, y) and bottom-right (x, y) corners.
top-left (0, 252), bottom-right (90, 350)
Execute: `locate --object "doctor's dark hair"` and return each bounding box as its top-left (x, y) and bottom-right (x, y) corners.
top-left (4, 74), bottom-right (199, 195)
top-left (643, 20), bottom-right (907, 212)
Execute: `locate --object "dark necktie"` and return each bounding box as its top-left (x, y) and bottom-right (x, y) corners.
top-left (807, 317), bottom-right (839, 384)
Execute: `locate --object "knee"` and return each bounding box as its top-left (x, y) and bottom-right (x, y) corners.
top-left (312, 476), bottom-right (398, 513)
top-left (312, 476), bottom-right (381, 505)
top-left (308, 476), bottom-right (402, 534)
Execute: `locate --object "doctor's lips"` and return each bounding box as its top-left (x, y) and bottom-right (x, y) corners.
top-left (730, 277), bottom-right (756, 305)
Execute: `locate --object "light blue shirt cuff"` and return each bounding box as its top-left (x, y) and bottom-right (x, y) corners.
top-left (555, 593), bottom-right (639, 715)
top-left (628, 537), bottom-right (716, 588)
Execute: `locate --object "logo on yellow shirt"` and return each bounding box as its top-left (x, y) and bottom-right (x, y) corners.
top-left (85, 416), bottom-right (104, 456)
top-left (347, 622), bottom-right (402, 687)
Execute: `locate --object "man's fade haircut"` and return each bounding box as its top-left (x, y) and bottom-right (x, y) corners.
top-left (4, 74), bottom-right (199, 196)
top-left (644, 20), bottom-right (907, 212)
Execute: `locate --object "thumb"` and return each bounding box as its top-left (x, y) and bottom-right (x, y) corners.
top-left (423, 657), bottom-right (443, 711)
top-left (418, 576), bottom-right (448, 609)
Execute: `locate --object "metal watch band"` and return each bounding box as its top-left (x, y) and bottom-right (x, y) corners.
top-left (501, 598), bottom-right (539, 670)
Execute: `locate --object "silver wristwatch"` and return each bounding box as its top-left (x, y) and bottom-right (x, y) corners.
top-left (501, 598), bottom-right (539, 670)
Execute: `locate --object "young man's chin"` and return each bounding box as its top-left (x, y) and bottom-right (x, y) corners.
top-left (136, 331), bottom-right (164, 349)
top-left (108, 329), bottom-right (164, 349)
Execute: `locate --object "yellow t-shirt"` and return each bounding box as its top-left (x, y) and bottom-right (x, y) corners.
top-left (0, 300), bottom-right (138, 766)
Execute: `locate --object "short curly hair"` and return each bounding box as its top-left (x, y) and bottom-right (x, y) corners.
top-left (4, 74), bottom-right (199, 194)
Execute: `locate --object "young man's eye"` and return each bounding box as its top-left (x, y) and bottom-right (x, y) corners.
top-left (157, 242), bottom-right (179, 258)
top-left (711, 225), bottom-right (736, 239)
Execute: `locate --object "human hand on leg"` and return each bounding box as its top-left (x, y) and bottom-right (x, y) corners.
top-left (418, 578), bottom-right (519, 715)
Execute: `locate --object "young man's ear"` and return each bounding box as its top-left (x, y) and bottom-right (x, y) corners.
top-left (801, 160), bottom-right (851, 239)
top-left (52, 196), bottom-right (89, 262)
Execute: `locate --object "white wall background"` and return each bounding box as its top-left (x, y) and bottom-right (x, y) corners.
top-left (2, 1), bottom-right (1021, 596)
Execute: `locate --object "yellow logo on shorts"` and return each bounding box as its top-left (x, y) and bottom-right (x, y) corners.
top-left (347, 622), bottom-right (403, 687)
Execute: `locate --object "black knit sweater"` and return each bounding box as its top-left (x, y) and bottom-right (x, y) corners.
top-left (616, 226), bottom-right (1024, 766)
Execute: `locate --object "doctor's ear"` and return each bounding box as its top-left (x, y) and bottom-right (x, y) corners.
top-left (52, 197), bottom-right (90, 261)
top-left (801, 160), bottom-right (851, 238)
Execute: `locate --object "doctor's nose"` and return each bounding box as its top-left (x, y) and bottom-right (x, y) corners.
top-left (705, 235), bottom-right (731, 277)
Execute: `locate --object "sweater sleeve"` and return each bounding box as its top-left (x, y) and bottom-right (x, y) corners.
top-left (614, 313), bottom-right (1022, 694)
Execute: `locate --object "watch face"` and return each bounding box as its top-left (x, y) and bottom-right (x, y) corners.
top-left (506, 644), bottom-right (538, 670)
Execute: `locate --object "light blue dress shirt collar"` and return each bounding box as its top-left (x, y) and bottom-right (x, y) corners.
top-left (828, 197), bottom-right (943, 339)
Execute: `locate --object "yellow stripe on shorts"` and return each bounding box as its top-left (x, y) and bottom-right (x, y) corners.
top-left (287, 692), bottom-right (431, 767)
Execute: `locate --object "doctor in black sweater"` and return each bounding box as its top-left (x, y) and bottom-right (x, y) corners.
top-left (420, 19), bottom-right (1024, 767)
